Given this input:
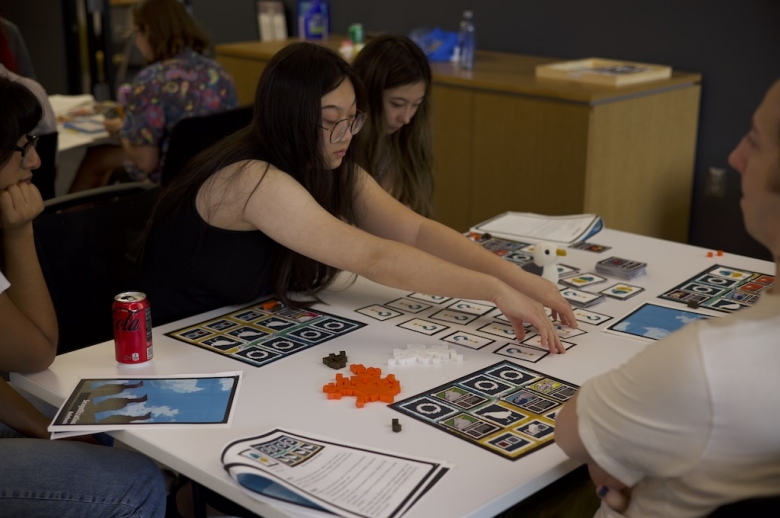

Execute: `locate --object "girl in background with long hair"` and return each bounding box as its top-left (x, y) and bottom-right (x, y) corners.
top-left (352, 34), bottom-right (434, 217)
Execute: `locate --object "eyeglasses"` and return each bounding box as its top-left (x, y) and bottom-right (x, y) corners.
top-left (13, 134), bottom-right (39, 167)
top-left (319, 111), bottom-right (366, 144)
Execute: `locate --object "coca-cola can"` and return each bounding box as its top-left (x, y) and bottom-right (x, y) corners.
top-left (113, 292), bottom-right (153, 365)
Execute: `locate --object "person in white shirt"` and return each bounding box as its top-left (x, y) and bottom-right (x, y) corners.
top-left (555, 79), bottom-right (780, 517)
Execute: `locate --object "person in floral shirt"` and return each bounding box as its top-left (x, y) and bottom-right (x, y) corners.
top-left (69, 0), bottom-right (237, 191)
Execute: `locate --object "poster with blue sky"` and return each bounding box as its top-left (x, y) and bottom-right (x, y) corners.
top-left (605, 303), bottom-right (712, 341)
top-left (49, 373), bottom-right (241, 438)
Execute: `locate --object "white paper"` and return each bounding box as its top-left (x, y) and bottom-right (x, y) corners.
top-left (223, 429), bottom-right (451, 518)
top-left (49, 94), bottom-right (96, 117)
top-left (472, 212), bottom-right (603, 244)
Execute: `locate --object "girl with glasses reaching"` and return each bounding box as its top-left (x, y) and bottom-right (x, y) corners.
top-left (0, 76), bottom-right (167, 518)
top-left (352, 35), bottom-right (435, 217)
top-left (138, 42), bottom-right (576, 354)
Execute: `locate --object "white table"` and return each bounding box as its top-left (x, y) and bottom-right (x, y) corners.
top-left (12, 228), bottom-right (774, 518)
top-left (49, 94), bottom-right (111, 196)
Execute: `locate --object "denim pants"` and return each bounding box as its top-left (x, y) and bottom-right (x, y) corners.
top-left (0, 438), bottom-right (166, 517)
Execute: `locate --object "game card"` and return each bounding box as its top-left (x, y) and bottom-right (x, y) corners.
top-left (600, 283), bottom-right (645, 300)
top-left (429, 309), bottom-right (479, 325)
top-left (605, 303), bottom-right (711, 342)
top-left (560, 288), bottom-right (603, 306)
top-left (476, 322), bottom-right (517, 339)
top-left (710, 266), bottom-right (756, 281)
top-left (493, 343), bottom-right (548, 363)
top-left (572, 308), bottom-right (613, 326)
top-left (521, 334), bottom-right (576, 350)
top-left (569, 242), bottom-right (611, 253)
top-left (596, 257), bottom-right (646, 271)
top-left (398, 318), bottom-right (450, 336)
top-left (407, 293), bottom-right (452, 305)
top-left (446, 300), bottom-right (494, 316)
top-left (556, 264), bottom-right (581, 278)
top-left (356, 305), bottom-right (403, 321)
top-left (560, 272), bottom-right (608, 288)
top-left (440, 331), bottom-right (495, 350)
top-left (385, 298), bottom-right (433, 314)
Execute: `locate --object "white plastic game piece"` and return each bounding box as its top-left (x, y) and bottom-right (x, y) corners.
top-left (533, 241), bottom-right (567, 285)
top-left (389, 343), bottom-right (466, 365)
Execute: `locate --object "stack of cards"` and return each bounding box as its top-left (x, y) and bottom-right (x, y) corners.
top-left (595, 257), bottom-right (647, 280)
top-left (560, 287), bottom-right (606, 308)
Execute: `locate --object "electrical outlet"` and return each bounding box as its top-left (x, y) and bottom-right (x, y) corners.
top-left (705, 167), bottom-right (727, 198)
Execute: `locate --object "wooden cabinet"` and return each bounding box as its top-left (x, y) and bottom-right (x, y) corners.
top-left (215, 38), bottom-right (701, 242)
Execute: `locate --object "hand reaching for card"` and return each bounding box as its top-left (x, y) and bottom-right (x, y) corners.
top-left (510, 270), bottom-right (578, 329)
top-left (494, 283), bottom-right (566, 354)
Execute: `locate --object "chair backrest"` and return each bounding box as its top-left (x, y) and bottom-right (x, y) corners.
top-left (33, 186), bottom-right (163, 354)
top-left (31, 132), bottom-right (58, 200)
top-left (161, 106), bottom-right (254, 187)
top-left (42, 182), bottom-right (155, 215)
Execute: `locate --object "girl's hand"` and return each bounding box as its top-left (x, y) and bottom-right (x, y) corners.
top-left (495, 283), bottom-right (565, 354)
top-left (104, 116), bottom-right (124, 136)
top-left (0, 183), bottom-right (43, 232)
top-left (511, 271), bottom-right (577, 328)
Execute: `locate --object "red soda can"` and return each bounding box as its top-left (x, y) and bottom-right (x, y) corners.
top-left (113, 292), bottom-right (153, 365)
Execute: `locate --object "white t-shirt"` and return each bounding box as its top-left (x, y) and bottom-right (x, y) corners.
top-left (578, 289), bottom-right (780, 518)
top-left (0, 271), bottom-right (9, 295)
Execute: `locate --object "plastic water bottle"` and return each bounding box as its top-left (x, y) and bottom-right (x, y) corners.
top-left (299, 0), bottom-right (328, 40)
top-left (458, 10), bottom-right (475, 70)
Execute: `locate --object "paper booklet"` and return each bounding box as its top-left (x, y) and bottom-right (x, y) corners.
top-left (470, 212), bottom-right (604, 245)
top-left (48, 372), bottom-right (242, 439)
top-left (222, 428), bottom-right (452, 518)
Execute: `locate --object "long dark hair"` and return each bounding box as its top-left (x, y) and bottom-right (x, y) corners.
top-left (352, 34), bottom-right (434, 217)
top-left (0, 76), bottom-right (41, 168)
top-left (144, 42), bottom-right (365, 308)
top-left (133, 0), bottom-right (208, 62)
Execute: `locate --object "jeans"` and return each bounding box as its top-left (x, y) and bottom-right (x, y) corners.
top-left (0, 438), bottom-right (166, 517)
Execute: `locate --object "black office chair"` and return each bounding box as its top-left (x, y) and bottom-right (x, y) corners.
top-left (708, 495), bottom-right (780, 517)
top-left (161, 106), bottom-right (254, 187)
top-left (30, 132), bottom-right (58, 200)
top-left (33, 185), bottom-right (162, 354)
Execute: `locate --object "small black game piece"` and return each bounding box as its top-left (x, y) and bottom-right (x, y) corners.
top-left (323, 351), bottom-right (348, 370)
top-left (687, 300), bottom-right (700, 310)
top-left (392, 418), bottom-right (402, 433)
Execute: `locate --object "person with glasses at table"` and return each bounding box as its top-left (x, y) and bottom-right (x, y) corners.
top-left (137, 42), bottom-right (576, 355)
top-left (351, 34), bottom-right (435, 217)
top-left (0, 76), bottom-right (167, 518)
top-left (68, 0), bottom-right (237, 192)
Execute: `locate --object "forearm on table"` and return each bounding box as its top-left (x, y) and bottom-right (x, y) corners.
top-left (0, 378), bottom-right (51, 439)
top-left (2, 228), bottom-right (58, 346)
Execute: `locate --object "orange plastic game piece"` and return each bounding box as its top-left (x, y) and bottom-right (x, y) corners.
top-left (322, 364), bottom-right (401, 408)
top-left (261, 300), bottom-right (281, 311)
top-left (717, 250), bottom-right (724, 256)
top-left (707, 251), bottom-right (714, 258)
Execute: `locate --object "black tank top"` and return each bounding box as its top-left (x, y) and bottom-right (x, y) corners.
top-left (137, 196), bottom-right (274, 326)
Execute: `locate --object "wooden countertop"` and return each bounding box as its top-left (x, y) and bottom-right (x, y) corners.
top-left (215, 37), bottom-right (701, 105)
